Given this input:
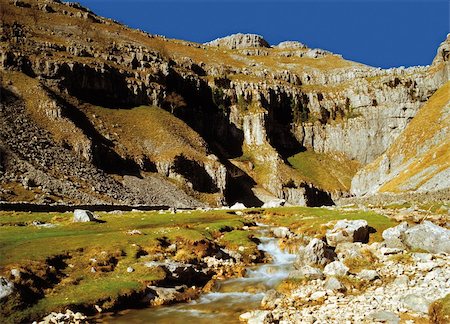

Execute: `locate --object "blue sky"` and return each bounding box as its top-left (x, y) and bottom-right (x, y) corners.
top-left (77, 1), bottom-right (449, 68)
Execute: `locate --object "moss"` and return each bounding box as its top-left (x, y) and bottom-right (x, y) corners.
top-left (220, 230), bottom-right (252, 248)
top-left (387, 252), bottom-right (414, 265)
top-left (343, 252), bottom-right (379, 273)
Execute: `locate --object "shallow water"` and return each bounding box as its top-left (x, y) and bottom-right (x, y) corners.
top-left (101, 227), bottom-right (296, 323)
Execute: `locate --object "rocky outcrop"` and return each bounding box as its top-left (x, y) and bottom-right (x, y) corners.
top-left (205, 33), bottom-right (270, 49)
top-left (431, 34), bottom-right (450, 85)
top-left (275, 41), bottom-right (308, 49)
top-left (292, 67), bottom-right (444, 164)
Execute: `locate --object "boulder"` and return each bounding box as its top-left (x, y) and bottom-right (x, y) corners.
top-left (402, 221), bottom-right (450, 254)
top-left (262, 199), bottom-right (285, 208)
top-left (393, 275), bottom-right (409, 287)
top-left (0, 277), bottom-right (14, 300)
top-left (382, 222), bottom-right (409, 249)
top-left (335, 242), bottom-right (364, 260)
top-left (272, 226), bottom-right (292, 239)
top-left (230, 202), bottom-right (246, 210)
top-left (73, 209), bottom-right (96, 222)
top-left (310, 291), bottom-right (327, 301)
top-left (357, 269), bottom-right (379, 281)
top-left (402, 294), bottom-right (431, 313)
top-left (239, 310), bottom-right (273, 324)
top-left (367, 310), bottom-right (400, 324)
top-left (294, 238), bottom-right (336, 268)
top-left (146, 285), bottom-right (190, 306)
top-left (38, 309), bottom-right (87, 324)
top-left (326, 219), bottom-right (369, 247)
top-left (324, 276), bottom-right (346, 292)
top-left (323, 261), bottom-right (349, 277)
top-left (289, 265), bottom-right (324, 280)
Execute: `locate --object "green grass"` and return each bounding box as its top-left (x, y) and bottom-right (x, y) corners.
top-left (287, 151), bottom-right (360, 192)
top-left (87, 105), bottom-right (208, 162)
top-left (0, 210), bottom-right (249, 265)
top-left (0, 209), bottom-right (251, 322)
top-left (220, 230), bottom-right (253, 248)
top-left (6, 272), bottom-right (156, 324)
top-left (0, 206), bottom-right (397, 322)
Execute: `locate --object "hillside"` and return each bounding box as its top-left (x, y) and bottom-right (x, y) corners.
top-left (351, 81), bottom-right (450, 196)
top-left (0, 0), bottom-right (449, 207)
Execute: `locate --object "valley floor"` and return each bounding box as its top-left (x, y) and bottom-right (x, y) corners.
top-left (0, 205), bottom-right (449, 323)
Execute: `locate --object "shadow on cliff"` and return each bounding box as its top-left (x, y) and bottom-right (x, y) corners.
top-left (58, 63), bottom-right (146, 108)
top-left (302, 184), bottom-right (334, 207)
top-left (163, 71), bottom-right (264, 206)
top-left (215, 160), bottom-right (263, 207)
top-left (44, 87), bottom-right (143, 176)
top-left (263, 94), bottom-right (306, 160)
top-left (165, 71), bottom-right (245, 159)
top-left (173, 155), bottom-right (219, 193)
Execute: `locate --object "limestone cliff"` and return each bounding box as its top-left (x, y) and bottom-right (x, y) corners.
top-left (0, 0), bottom-right (448, 206)
top-left (204, 33), bottom-right (270, 49)
top-left (351, 81), bottom-right (450, 196)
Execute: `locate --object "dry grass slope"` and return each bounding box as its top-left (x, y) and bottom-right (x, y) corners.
top-left (380, 81), bottom-right (450, 192)
top-left (86, 105), bottom-right (209, 162)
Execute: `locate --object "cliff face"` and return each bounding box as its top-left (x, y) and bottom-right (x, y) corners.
top-left (351, 36), bottom-right (450, 197)
top-left (351, 81), bottom-right (450, 196)
top-left (0, 0), bottom-right (448, 206)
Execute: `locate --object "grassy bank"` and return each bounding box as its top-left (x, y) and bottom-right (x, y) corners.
top-left (0, 206), bottom-right (395, 322)
top-left (0, 209), bottom-right (254, 322)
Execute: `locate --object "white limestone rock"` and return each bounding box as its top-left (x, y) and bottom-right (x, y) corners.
top-left (73, 209), bottom-right (96, 222)
top-left (403, 221), bottom-right (450, 253)
top-left (326, 219), bottom-right (369, 247)
top-left (294, 238), bottom-right (336, 268)
top-left (205, 33), bottom-right (270, 49)
top-left (0, 277), bottom-right (14, 300)
top-left (323, 261), bottom-right (349, 277)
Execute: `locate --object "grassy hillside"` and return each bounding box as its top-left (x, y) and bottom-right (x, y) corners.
top-left (86, 105), bottom-right (209, 162)
top-left (288, 151), bottom-right (360, 192)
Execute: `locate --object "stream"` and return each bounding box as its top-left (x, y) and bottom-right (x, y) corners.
top-left (102, 225), bottom-right (296, 323)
